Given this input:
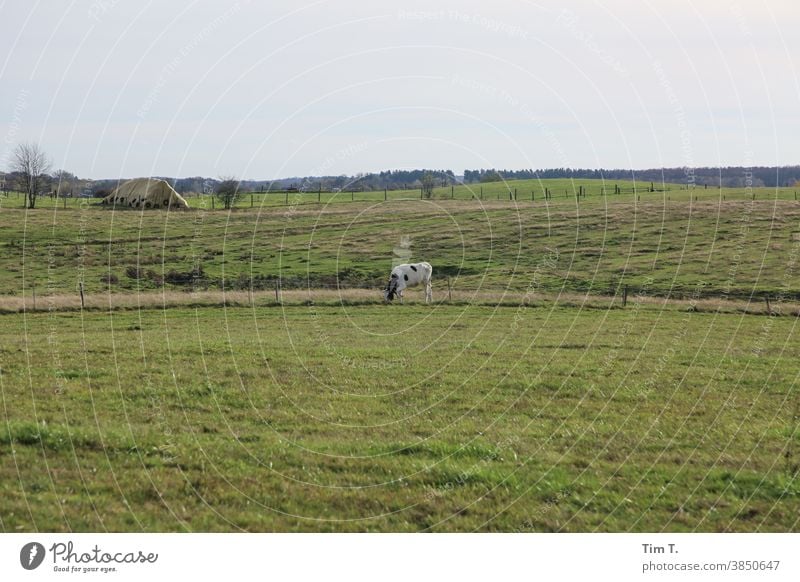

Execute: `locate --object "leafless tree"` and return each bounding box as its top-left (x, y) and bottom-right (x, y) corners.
top-left (12, 142), bottom-right (51, 209)
top-left (53, 169), bottom-right (80, 198)
top-left (215, 175), bottom-right (241, 209)
top-left (421, 172), bottom-right (436, 199)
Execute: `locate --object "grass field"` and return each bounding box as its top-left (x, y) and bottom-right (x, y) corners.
top-left (1, 177), bottom-right (799, 532)
top-left (1, 303), bottom-right (798, 532)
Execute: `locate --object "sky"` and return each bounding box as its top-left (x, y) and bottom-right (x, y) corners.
top-left (1, 0), bottom-right (798, 180)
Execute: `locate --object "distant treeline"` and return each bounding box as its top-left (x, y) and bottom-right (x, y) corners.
top-left (250, 169), bottom-right (459, 193)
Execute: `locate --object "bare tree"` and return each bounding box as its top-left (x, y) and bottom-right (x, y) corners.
top-left (215, 176), bottom-right (241, 209)
top-left (421, 172), bottom-right (436, 199)
top-left (53, 169), bottom-right (80, 198)
top-left (12, 143), bottom-right (51, 209)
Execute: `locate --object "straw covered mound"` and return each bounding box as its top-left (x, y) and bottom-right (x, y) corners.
top-left (102, 178), bottom-right (189, 210)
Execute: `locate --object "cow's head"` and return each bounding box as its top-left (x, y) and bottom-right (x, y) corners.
top-left (384, 273), bottom-right (399, 302)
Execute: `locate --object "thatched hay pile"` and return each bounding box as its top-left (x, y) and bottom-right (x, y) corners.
top-left (102, 178), bottom-right (189, 210)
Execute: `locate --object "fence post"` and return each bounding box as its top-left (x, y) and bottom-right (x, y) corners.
top-left (32, 280), bottom-right (36, 310)
top-left (251, 193), bottom-right (253, 207)
top-left (275, 281), bottom-right (281, 304)
top-left (765, 295), bottom-right (771, 314)
top-left (480, 186), bottom-right (483, 200)
top-left (451, 185), bottom-right (454, 199)
top-left (447, 277), bottom-right (452, 302)
top-left (285, 191), bottom-right (288, 205)
top-left (384, 189), bottom-right (387, 201)
top-left (211, 196), bottom-right (215, 209)
top-left (622, 285), bottom-right (628, 307)
top-left (79, 281), bottom-right (85, 309)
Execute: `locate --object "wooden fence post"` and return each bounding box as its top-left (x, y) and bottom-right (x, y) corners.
top-left (765, 295), bottom-right (772, 314)
top-left (275, 281), bottom-right (281, 304)
top-left (447, 277), bottom-right (452, 302)
top-left (251, 193), bottom-right (253, 207)
top-left (32, 280), bottom-right (36, 310)
top-left (79, 281), bottom-right (85, 309)
top-left (622, 285), bottom-right (628, 307)
top-left (384, 189), bottom-right (387, 201)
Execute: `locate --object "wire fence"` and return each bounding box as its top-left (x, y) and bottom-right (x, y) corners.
top-left (4, 182), bottom-right (800, 210)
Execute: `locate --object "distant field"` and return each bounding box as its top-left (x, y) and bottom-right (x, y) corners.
top-left (1, 304), bottom-right (798, 532)
top-left (1, 179), bottom-right (799, 302)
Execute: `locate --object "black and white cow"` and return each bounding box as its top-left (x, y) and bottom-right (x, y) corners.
top-left (384, 262), bottom-right (433, 304)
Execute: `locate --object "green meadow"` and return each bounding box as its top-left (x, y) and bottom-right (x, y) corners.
top-left (1, 304), bottom-right (798, 532)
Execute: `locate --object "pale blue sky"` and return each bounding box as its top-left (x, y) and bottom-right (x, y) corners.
top-left (1, 0), bottom-right (797, 179)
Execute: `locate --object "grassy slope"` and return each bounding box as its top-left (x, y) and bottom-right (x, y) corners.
top-left (1, 179), bottom-right (799, 300)
top-left (1, 305), bottom-right (798, 532)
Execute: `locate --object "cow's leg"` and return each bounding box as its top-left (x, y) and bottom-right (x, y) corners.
top-left (399, 290), bottom-right (404, 304)
top-left (426, 281), bottom-right (432, 304)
